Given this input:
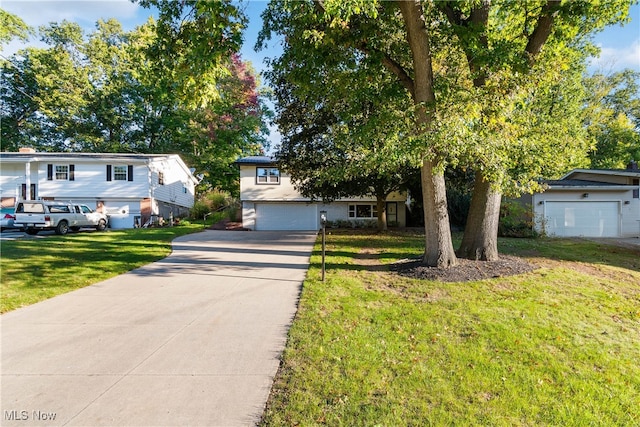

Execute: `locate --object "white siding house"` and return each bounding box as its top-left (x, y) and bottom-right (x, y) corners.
top-left (237, 156), bottom-right (407, 231)
top-left (0, 149), bottom-right (198, 228)
top-left (532, 164), bottom-right (640, 238)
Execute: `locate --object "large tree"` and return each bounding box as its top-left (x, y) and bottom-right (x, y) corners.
top-left (261, 0), bottom-right (458, 266)
top-left (436, 0), bottom-right (633, 261)
top-left (260, 0), bottom-right (633, 266)
top-left (585, 69), bottom-right (640, 169)
top-left (261, 2), bottom-right (417, 231)
top-left (1, 4), bottom-right (270, 192)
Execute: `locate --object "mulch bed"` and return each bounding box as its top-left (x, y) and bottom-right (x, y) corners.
top-left (209, 219), bottom-right (250, 231)
top-left (393, 255), bottom-right (537, 282)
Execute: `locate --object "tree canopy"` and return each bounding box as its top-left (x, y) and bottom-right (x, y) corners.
top-left (260, 0), bottom-right (634, 265)
top-left (1, 3), bottom-right (271, 193)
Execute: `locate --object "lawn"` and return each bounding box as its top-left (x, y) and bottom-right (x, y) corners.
top-left (261, 231), bottom-right (640, 426)
top-left (0, 223), bottom-right (205, 313)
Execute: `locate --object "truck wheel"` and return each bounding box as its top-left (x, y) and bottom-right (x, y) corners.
top-left (96, 219), bottom-right (107, 231)
top-left (55, 220), bottom-right (69, 235)
top-left (25, 228), bottom-right (39, 235)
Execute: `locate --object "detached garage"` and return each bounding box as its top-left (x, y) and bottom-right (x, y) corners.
top-left (543, 201), bottom-right (620, 237)
top-left (532, 165), bottom-right (640, 238)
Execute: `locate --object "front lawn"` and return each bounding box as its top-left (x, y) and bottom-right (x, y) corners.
top-left (0, 224), bottom-right (204, 313)
top-left (262, 231), bottom-right (640, 426)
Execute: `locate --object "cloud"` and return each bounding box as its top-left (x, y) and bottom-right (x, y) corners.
top-left (589, 40), bottom-right (640, 72)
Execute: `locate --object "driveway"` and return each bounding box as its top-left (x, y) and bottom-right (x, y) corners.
top-left (1, 230), bottom-right (317, 426)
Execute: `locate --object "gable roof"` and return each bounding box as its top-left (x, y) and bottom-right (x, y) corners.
top-left (561, 168), bottom-right (640, 180)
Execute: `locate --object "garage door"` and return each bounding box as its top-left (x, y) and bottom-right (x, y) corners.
top-left (545, 201), bottom-right (620, 237)
top-left (255, 203), bottom-right (318, 231)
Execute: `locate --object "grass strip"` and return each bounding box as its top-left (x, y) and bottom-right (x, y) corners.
top-left (0, 223), bottom-right (205, 313)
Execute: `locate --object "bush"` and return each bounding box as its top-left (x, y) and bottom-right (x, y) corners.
top-left (499, 201), bottom-right (538, 238)
top-left (190, 201), bottom-right (211, 220)
top-left (206, 190), bottom-right (232, 211)
top-left (190, 189), bottom-right (235, 220)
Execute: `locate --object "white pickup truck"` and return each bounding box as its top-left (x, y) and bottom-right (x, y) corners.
top-left (14, 201), bottom-right (108, 235)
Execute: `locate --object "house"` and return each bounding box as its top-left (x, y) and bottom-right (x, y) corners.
top-left (236, 156), bottom-right (407, 231)
top-left (0, 149), bottom-right (199, 228)
top-left (531, 162), bottom-right (640, 238)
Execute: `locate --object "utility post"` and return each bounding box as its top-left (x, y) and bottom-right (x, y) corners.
top-left (320, 210), bottom-right (327, 282)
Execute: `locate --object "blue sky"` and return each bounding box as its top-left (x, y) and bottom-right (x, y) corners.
top-left (2, 0), bottom-right (639, 148)
top-left (3, 1), bottom-right (638, 74)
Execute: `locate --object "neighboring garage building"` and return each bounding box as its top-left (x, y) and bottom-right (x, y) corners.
top-left (531, 163), bottom-right (640, 238)
top-left (237, 156), bottom-right (407, 231)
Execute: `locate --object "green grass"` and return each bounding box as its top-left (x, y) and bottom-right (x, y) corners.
top-left (262, 231), bottom-right (640, 426)
top-left (0, 223), bottom-right (206, 313)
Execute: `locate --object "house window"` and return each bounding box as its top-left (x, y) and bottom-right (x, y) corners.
top-left (55, 165), bottom-right (68, 180)
top-left (158, 171), bottom-right (164, 185)
top-left (257, 167), bottom-right (280, 184)
top-left (114, 166), bottom-right (127, 180)
top-left (348, 204), bottom-right (378, 219)
top-left (107, 165), bottom-right (133, 181)
top-left (47, 164), bottom-right (74, 181)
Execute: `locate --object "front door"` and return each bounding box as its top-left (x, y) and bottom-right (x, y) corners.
top-left (386, 202), bottom-right (397, 226)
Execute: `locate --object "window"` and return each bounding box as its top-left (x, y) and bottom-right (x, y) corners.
top-left (106, 165), bottom-right (134, 181)
top-left (348, 204), bottom-right (378, 219)
top-left (114, 166), bottom-right (127, 181)
top-left (47, 164), bottom-right (74, 181)
top-left (257, 167), bottom-right (280, 184)
top-left (158, 171), bottom-right (165, 185)
top-left (55, 165), bottom-right (68, 180)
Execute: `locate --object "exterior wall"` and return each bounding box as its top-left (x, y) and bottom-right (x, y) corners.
top-left (0, 162), bottom-right (24, 203)
top-left (37, 161), bottom-right (149, 199)
top-left (532, 189), bottom-right (639, 238)
top-left (0, 153), bottom-right (197, 228)
top-left (239, 162), bottom-right (408, 230)
top-left (240, 166), bottom-right (307, 201)
top-left (150, 156), bottom-right (195, 210)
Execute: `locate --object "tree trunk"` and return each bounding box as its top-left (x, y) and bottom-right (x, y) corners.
top-left (421, 159), bottom-right (458, 267)
top-left (376, 195), bottom-right (387, 231)
top-left (399, 0), bottom-right (457, 268)
top-left (458, 171), bottom-right (501, 261)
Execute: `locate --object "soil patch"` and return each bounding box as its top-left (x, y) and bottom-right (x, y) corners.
top-left (394, 255), bottom-right (536, 282)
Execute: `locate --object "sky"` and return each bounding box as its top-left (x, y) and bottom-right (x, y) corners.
top-left (2, 0), bottom-right (639, 148)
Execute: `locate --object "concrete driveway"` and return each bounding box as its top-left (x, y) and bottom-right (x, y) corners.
top-left (1, 230), bottom-right (317, 426)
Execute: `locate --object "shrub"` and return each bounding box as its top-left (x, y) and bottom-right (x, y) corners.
top-left (190, 189), bottom-right (235, 220)
top-left (190, 200), bottom-right (211, 220)
top-left (499, 201), bottom-right (538, 238)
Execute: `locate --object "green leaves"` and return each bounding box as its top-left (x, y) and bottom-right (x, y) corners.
top-left (1, 5), bottom-right (269, 193)
top-left (0, 8), bottom-right (32, 48)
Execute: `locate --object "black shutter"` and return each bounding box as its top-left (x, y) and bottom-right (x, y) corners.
top-left (128, 165), bottom-right (133, 181)
top-left (69, 164), bottom-right (75, 181)
top-left (47, 164), bottom-right (53, 180)
top-left (106, 165), bottom-right (112, 181)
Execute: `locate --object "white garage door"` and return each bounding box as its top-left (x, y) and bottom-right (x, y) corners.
top-left (255, 203), bottom-right (318, 231)
top-left (545, 201), bottom-right (620, 237)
